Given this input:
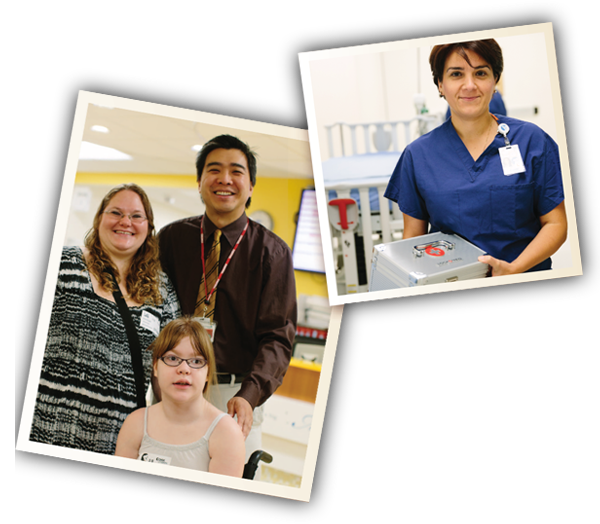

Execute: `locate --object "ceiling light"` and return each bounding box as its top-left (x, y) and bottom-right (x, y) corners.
top-left (91, 125), bottom-right (109, 133)
top-left (191, 144), bottom-right (203, 152)
top-left (79, 141), bottom-right (132, 160)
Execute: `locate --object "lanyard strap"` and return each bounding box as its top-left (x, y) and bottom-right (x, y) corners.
top-left (200, 217), bottom-right (249, 306)
top-left (106, 267), bottom-right (146, 409)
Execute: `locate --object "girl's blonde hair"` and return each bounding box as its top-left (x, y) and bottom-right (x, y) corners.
top-left (148, 317), bottom-right (217, 395)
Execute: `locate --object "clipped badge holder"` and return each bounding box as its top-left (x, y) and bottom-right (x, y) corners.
top-left (194, 317), bottom-right (217, 342)
top-left (497, 122), bottom-right (526, 176)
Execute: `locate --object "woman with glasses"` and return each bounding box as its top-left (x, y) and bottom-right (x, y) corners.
top-left (115, 317), bottom-right (245, 477)
top-left (30, 183), bottom-right (180, 455)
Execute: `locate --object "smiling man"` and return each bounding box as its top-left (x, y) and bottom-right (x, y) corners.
top-left (158, 135), bottom-right (297, 468)
top-left (199, 147), bottom-right (254, 228)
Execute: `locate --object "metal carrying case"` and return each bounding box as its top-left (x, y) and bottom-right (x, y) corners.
top-left (369, 232), bottom-right (489, 291)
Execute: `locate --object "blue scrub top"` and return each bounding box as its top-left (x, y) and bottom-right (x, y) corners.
top-left (384, 116), bottom-right (564, 271)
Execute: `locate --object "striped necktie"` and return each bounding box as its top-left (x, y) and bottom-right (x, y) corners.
top-left (195, 229), bottom-right (221, 320)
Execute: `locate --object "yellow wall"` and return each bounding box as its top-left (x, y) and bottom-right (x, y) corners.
top-left (76, 173), bottom-right (196, 188)
top-left (76, 172), bottom-right (329, 298)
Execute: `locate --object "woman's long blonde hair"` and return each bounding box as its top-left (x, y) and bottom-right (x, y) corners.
top-left (84, 183), bottom-right (163, 305)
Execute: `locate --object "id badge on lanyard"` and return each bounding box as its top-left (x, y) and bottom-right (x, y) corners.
top-left (195, 217), bottom-right (249, 342)
top-left (497, 122), bottom-right (525, 176)
top-left (195, 316), bottom-right (217, 342)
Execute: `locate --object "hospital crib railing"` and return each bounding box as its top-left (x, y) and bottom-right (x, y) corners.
top-left (324, 116), bottom-right (439, 158)
top-left (326, 179), bottom-right (404, 295)
top-left (323, 116), bottom-right (442, 295)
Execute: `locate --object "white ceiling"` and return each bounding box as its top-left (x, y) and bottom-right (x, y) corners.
top-left (77, 103), bottom-right (314, 179)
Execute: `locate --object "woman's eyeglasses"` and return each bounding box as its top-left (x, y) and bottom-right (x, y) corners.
top-left (104, 209), bottom-right (148, 224)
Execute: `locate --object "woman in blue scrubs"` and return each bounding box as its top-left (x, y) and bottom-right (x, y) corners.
top-left (384, 39), bottom-right (567, 275)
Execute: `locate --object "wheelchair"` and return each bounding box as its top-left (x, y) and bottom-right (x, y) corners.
top-left (242, 450), bottom-right (273, 480)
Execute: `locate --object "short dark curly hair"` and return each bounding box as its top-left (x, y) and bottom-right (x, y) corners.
top-left (429, 39), bottom-right (504, 89)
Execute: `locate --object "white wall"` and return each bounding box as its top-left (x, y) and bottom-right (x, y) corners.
top-left (309, 31), bottom-right (559, 161)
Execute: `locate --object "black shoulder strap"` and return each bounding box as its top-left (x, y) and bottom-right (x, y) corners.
top-left (106, 267), bottom-right (146, 409)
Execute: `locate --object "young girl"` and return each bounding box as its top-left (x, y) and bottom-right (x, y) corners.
top-left (115, 317), bottom-right (246, 477)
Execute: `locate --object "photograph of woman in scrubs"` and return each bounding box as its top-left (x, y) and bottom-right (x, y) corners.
top-left (384, 39), bottom-right (567, 276)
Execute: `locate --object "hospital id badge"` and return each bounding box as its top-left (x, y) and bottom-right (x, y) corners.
top-left (499, 144), bottom-right (525, 176)
top-left (194, 316), bottom-right (217, 342)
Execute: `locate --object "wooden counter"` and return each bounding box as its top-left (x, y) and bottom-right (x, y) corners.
top-left (274, 357), bottom-right (321, 404)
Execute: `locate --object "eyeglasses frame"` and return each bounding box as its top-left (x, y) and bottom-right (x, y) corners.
top-left (103, 209), bottom-right (148, 224)
top-left (159, 355), bottom-right (208, 370)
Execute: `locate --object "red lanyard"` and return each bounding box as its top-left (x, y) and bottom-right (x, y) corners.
top-left (200, 218), bottom-right (249, 306)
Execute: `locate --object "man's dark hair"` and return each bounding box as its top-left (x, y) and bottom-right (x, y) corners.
top-left (196, 134), bottom-right (257, 184)
top-left (195, 134), bottom-right (257, 209)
